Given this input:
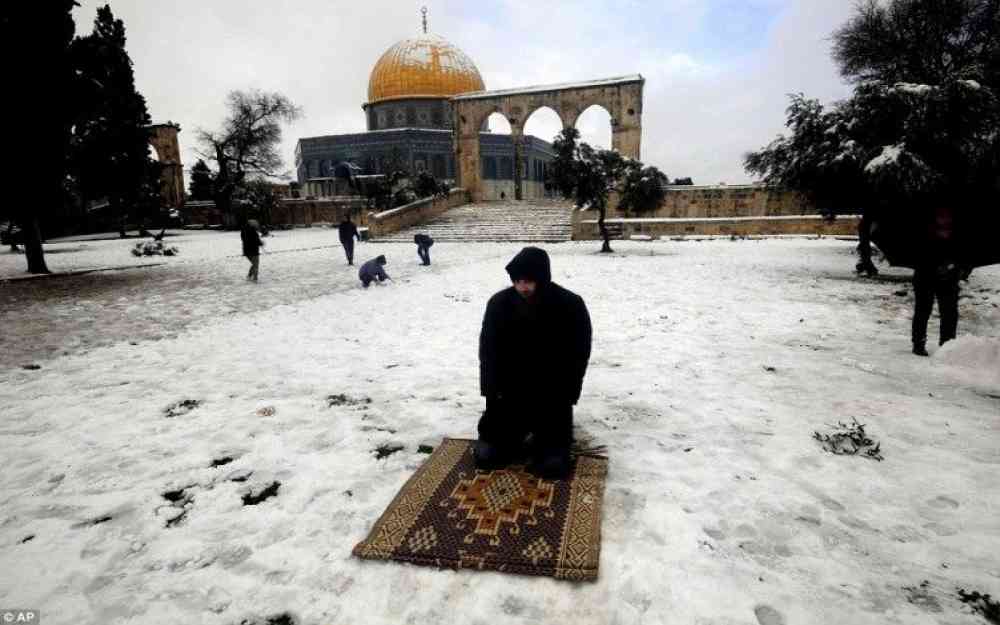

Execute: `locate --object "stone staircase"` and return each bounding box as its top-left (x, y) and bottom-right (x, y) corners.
top-left (371, 201), bottom-right (575, 243)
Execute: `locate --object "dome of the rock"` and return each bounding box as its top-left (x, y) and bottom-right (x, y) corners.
top-left (367, 34), bottom-right (485, 104)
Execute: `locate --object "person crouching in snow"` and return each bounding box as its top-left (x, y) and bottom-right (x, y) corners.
top-left (475, 246), bottom-right (592, 480)
top-left (414, 233), bottom-right (433, 265)
top-left (240, 219), bottom-right (264, 282)
top-left (359, 254), bottom-right (390, 288)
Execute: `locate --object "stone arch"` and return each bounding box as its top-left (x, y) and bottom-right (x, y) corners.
top-left (452, 75), bottom-right (643, 201)
top-left (480, 112), bottom-right (515, 201)
top-left (147, 123), bottom-right (184, 210)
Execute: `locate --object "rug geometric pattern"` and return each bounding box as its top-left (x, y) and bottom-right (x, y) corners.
top-left (353, 438), bottom-right (608, 581)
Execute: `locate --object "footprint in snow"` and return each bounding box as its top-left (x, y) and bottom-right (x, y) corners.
top-left (926, 495), bottom-right (959, 509)
top-left (754, 604), bottom-right (786, 625)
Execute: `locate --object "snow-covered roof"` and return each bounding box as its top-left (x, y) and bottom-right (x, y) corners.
top-left (452, 74), bottom-right (644, 101)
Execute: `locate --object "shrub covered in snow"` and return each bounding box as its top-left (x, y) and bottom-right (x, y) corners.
top-left (813, 418), bottom-right (883, 461)
top-left (131, 240), bottom-right (179, 257)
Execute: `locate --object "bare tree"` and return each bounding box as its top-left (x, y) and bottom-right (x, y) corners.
top-left (197, 90), bottom-right (301, 227)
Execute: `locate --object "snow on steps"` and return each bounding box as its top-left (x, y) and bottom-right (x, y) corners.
top-left (371, 201), bottom-right (575, 243)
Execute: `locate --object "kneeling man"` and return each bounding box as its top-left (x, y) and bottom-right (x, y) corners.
top-left (476, 247), bottom-right (592, 479)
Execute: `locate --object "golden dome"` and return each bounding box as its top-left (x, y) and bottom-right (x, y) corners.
top-left (367, 34), bottom-right (485, 104)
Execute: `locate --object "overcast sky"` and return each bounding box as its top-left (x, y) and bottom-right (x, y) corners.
top-left (73, 0), bottom-right (855, 187)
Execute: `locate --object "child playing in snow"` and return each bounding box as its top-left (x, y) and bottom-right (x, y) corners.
top-left (359, 255), bottom-right (390, 288)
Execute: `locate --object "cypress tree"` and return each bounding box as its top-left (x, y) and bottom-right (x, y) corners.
top-left (188, 160), bottom-right (215, 201)
top-left (71, 4), bottom-right (160, 236)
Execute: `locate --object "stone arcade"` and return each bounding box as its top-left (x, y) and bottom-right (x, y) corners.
top-left (294, 14), bottom-right (557, 201)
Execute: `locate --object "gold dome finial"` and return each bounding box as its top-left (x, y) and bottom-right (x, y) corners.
top-left (421, 7), bottom-right (428, 34)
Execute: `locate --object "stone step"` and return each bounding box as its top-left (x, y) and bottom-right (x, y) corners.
top-left (371, 201), bottom-right (576, 243)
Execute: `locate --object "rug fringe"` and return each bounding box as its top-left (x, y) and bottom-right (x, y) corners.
top-left (571, 443), bottom-right (608, 459)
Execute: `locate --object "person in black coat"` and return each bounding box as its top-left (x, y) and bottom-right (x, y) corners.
top-left (476, 246), bottom-right (592, 479)
top-left (240, 219), bottom-right (264, 282)
top-left (338, 215), bottom-right (361, 265)
top-left (414, 233), bottom-right (433, 265)
top-left (911, 205), bottom-right (961, 356)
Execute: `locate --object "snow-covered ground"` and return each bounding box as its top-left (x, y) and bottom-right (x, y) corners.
top-left (1, 231), bottom-right (998, 625)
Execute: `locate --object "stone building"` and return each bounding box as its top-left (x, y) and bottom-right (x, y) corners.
top-left (295, 20), bottom-right (555, 200)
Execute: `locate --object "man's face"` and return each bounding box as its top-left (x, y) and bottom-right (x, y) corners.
top-left (513, 279), bottom-right (537, 299)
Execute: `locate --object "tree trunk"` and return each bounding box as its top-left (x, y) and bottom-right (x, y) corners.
top-left (856, 212), bottom-right (878, 276)
top-left (214, 186), bottom-right (235, 229)
top-left (19, 215), bottom-right (49, 274)
top-left (597, 203), bottom-right (613, 253)
top-left (6, 221), bottom-right (20, 253)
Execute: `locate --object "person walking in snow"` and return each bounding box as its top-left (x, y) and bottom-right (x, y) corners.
top-left (414, 232), bottom-right (433, 266)
top-left (240, 219), bottom-right (264, 282)
top-left (911, 205), bottom-right (961, 356)
top-left (475, 246), bottom-right (592, 480)
top-left (358, 254), bottom-right (390, 288)
top-left (338, 214), bottom-right (361, 266)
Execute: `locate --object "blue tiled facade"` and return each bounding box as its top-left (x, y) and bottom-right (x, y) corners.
top-left (294, 100), bottom-right (555, 192)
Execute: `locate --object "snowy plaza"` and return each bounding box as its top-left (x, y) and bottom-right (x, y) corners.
top-left (1, 230), bottom-right (999, 624)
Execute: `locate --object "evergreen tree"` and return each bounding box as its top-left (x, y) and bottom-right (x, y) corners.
top-left (2, 1), bottom-right (80, 272)
top-left (546, 127), bottom-right (581, 199)
top-left (619, 161), bottom-right (669, 214)
top-left (188, 159), bottom-right (215, 201)
top-left (745, 0), bottom-right (1000, 273)
top-left (548, 128), bottom-right (633, 253)
top-left (70, 4), bottom-right (161, 235)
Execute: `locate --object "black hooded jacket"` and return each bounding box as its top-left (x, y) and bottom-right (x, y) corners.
top-left (479, 247), bottom-right (592, 405)
top-left (240, 224), bottom-right (262, 258)
top-left (338, 218), bottom-right (359, 243)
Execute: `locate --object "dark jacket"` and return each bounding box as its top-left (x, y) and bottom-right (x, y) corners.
top-left (338, 219), bottom-right (360, 242)
top-left (479, 247), bottom-right (592, 405)
top-left (240, 225), bottom-right (262, 258)
top-left (359, 255), bottom-right (389, 282)
top-left (414, 233), bottom-right (434, 247)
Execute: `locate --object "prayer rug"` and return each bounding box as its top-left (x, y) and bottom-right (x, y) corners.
top-left (352, 438), bottom-right (608, 581)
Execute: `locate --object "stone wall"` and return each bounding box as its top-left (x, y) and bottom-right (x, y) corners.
top-left (272, 198), bottom-right (368, 226)
top-left (182, 197), bottom-right (368, 228)
top-left (182, 201), bottom-right (224, 226)
top-left (570, 184), bottom-right (847, 239)
top-left (367, 188), bottom-right (470, 238)
top-left (611, 184), bottom-right (813, 219)
top-left (575, 215), bottom-right (860, 240)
